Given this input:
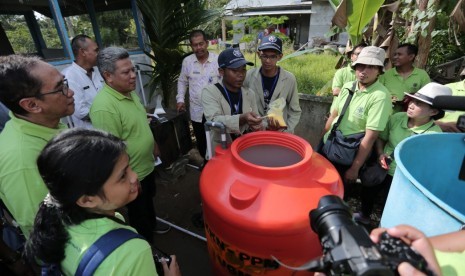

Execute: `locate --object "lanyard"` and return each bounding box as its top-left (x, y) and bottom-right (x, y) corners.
top-left (221, 85), bottom-right (242, 115)
top-left (260, 68), bottom-right (280, 104)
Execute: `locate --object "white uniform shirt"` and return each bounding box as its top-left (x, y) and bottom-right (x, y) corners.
top-left (176, 52), bottom-right (220, 122)
top-left (62, 62), bottom-right (104, 128)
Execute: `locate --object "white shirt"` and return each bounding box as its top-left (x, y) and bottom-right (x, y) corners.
top-left (62, 62), bottom-right (104, 128)
top-left (176, 52), bottom-right (220, 122)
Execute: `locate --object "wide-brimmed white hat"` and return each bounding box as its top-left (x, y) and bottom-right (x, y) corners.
top-left (351, 46), bottom-right (385, 72)
top-left (404, 82), bottom-right (452, 106)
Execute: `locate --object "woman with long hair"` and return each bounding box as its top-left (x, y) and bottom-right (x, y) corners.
top-left (25, 128), bottom-right (180, 275)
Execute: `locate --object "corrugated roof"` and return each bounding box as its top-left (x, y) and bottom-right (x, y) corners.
top-left (235, 10), bottom-right (313, 16)
top-left (225, 0), bottom-right (312, 10)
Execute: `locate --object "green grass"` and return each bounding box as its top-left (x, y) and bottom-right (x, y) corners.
top-left (243, 51), bottom-right (340, 96)
top-left (208, 45), bottom-right (340, 96)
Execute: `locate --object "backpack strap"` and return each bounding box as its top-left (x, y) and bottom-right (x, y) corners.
top-left (75, 228), bottom-right (144, 276)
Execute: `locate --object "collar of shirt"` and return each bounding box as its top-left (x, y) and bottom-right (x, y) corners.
top-left (400, 115), bottom-right (435, 133)
top-left (393, 67), bottom-right (420, 77)
top-left (9, 111), bottom-right (66, 141)
top-left (103, 84), bottom-right (135, 101)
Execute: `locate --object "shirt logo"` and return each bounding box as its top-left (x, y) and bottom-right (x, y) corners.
top-left (354, 106), bottom-right (365, 118)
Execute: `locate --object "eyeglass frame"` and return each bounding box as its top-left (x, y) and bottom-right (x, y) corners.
top-left (37, 79), bottom-right (69, 97)
top-left (259, 54), bottom-right (280, 61)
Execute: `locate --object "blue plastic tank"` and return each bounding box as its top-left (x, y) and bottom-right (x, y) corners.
top-left (381, 133), bottom-right (465, 236)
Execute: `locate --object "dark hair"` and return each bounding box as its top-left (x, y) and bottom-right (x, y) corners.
top-left (97, 47), bottom-right (130, 78)
top-left (348, 42), bottom-right (368, 57)
top-left (397, 43), bottom-right (418, 57)
top-left (71, 34), bottom-right (91, 57)
top-left (0, 55), bottom-right (43, 115)
top-left (25, 128), bottom-right (127, 264)
top-left (432, 109), bottom-right (445, 120)
top-left (189, 29), bottom-right (207, 44)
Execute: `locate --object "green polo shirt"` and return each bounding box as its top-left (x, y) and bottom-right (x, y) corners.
top-left (379, 112), bottom-right (442, 175)
top-left (332, 65), bottom-right (356, 89)
top-left (324, 80), bottom-right (392, 141)
top-left (379, 67), bottom-right (430, 112)
top-left (90, 84), bottom-right (154, 181)
top-left (439, 81), bottom-right (465, 123)
top-left (330, 65), bottom-right (357, 112)
top-left (62, 213), bottom-right (157, 275)
top-left (0, 113), bottom-right (66, 236)
top-left (435, 250), bottom-right (465, 275)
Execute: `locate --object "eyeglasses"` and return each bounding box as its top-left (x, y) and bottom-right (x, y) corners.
top-left (259, 54), bottom-right (279, 60)
top-left (39, 79), bottom-right (69, 97)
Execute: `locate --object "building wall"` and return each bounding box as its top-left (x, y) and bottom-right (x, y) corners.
top-left (308, 1), bottom-right (333, 43)
top-left (294, 94), bottom-right (332, 148)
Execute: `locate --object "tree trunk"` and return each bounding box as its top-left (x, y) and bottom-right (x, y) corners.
top-left (415, 0), bottom-right (441, 68)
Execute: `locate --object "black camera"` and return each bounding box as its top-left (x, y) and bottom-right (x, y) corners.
top-left (307, 195), bottom-right (433, 276)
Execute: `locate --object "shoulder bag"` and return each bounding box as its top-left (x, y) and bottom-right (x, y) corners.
top-left (322, 82), bottom-right (365, 166)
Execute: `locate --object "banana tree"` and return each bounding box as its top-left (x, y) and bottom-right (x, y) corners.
top-left (136, 0), bottom-right (221, 106)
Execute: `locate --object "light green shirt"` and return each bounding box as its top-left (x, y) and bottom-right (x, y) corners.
top-left (440, 81), bottom-right (465, 123)
top-left (62, 213), bottom-right (157, 275)
top-left (379, 67), bottom-right (430, 112)
top-left (379, 112), bottom-right (442, 175)
top-left (332, 65), bottom-right (356, 89)
top-left (324, 80), bottom-right (392, 141)
top-left (90, 85), bottom-right (154, 181)
top-left (435, 249), bottom-right (465, 275)
top-left (330, 65), bottom-right (357, 112)
top-left (0, 113), bottom-right (66, 236)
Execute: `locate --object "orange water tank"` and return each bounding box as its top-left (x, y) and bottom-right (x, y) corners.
top-left (200, 131), bottom-right (343, 275)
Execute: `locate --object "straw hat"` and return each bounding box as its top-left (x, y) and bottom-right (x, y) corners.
top-left (404, 82), bottom-right (452, 106)
top-left (351, 46), bottom-right (385, 72)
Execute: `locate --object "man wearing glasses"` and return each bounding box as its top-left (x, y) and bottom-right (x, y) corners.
top-left (0, 55), bottom-right (74, 273)
top-left (62, 34), bottom-right (104, 128)
top-left (332, 43), bottom-right (367, 96)
top-left (244, 35), bottom-right (301, 133)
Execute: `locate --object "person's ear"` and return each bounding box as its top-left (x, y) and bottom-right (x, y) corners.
top-left (76, 195), bottom-right (100, 209)
top-left (218, 68), bottom-right (225, 77)
top-left (103, 71), bottom-right (112, 83)
top-left (430, 108), bottom-right (439, 117)
top-left (19, 97), bottom-right (42, 114)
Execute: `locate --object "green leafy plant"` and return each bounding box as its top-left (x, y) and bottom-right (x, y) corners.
top-left (136, 0), bottom-right (220, 106)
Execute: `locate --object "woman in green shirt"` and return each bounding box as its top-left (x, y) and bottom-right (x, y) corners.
top-left (25, 129), bottom-right (180, 275)
top-left (355, 83), bottom-right (452, 225)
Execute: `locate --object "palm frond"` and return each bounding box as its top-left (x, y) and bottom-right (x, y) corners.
top-left (136, 0), bottom-right (221, 105)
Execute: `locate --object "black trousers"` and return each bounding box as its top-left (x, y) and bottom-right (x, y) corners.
top-left (317, 141), bottom-right (354, 200)
top-left (192, 120), bottom-right (207, 158)
top-left (127, 170), bottom-right (156, 244)
top-left (360, 174), bottom-right (393, 217)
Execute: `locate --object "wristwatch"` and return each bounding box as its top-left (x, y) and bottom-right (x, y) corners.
top-left (0, 251), bottom-right (21, 265)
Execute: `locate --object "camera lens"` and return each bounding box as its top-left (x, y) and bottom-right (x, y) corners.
top-left (309, 195), bottom-right (355, 238)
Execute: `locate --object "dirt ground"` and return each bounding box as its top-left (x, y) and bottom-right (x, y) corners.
top-left (151, 148), bottom-right (386, 275)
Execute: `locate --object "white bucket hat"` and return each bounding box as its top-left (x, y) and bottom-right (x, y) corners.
top-left (351, 46), bottom-right (386, 72)
top-left (404, 82), bottom-right (452, 106)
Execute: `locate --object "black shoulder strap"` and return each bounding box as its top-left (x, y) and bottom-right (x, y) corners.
top-left (331, 81), bottom-right (357, 133)
top-left (214, 83), bottom-right (229, 103)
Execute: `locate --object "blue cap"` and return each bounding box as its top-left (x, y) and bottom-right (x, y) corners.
top-left (218, 48), bottom-right (253, 69)
top-left (258, 35), bottom-right (282, 53)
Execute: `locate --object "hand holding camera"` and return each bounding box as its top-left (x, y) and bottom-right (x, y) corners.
top-left (308, 195), bottom-right (437, 275)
